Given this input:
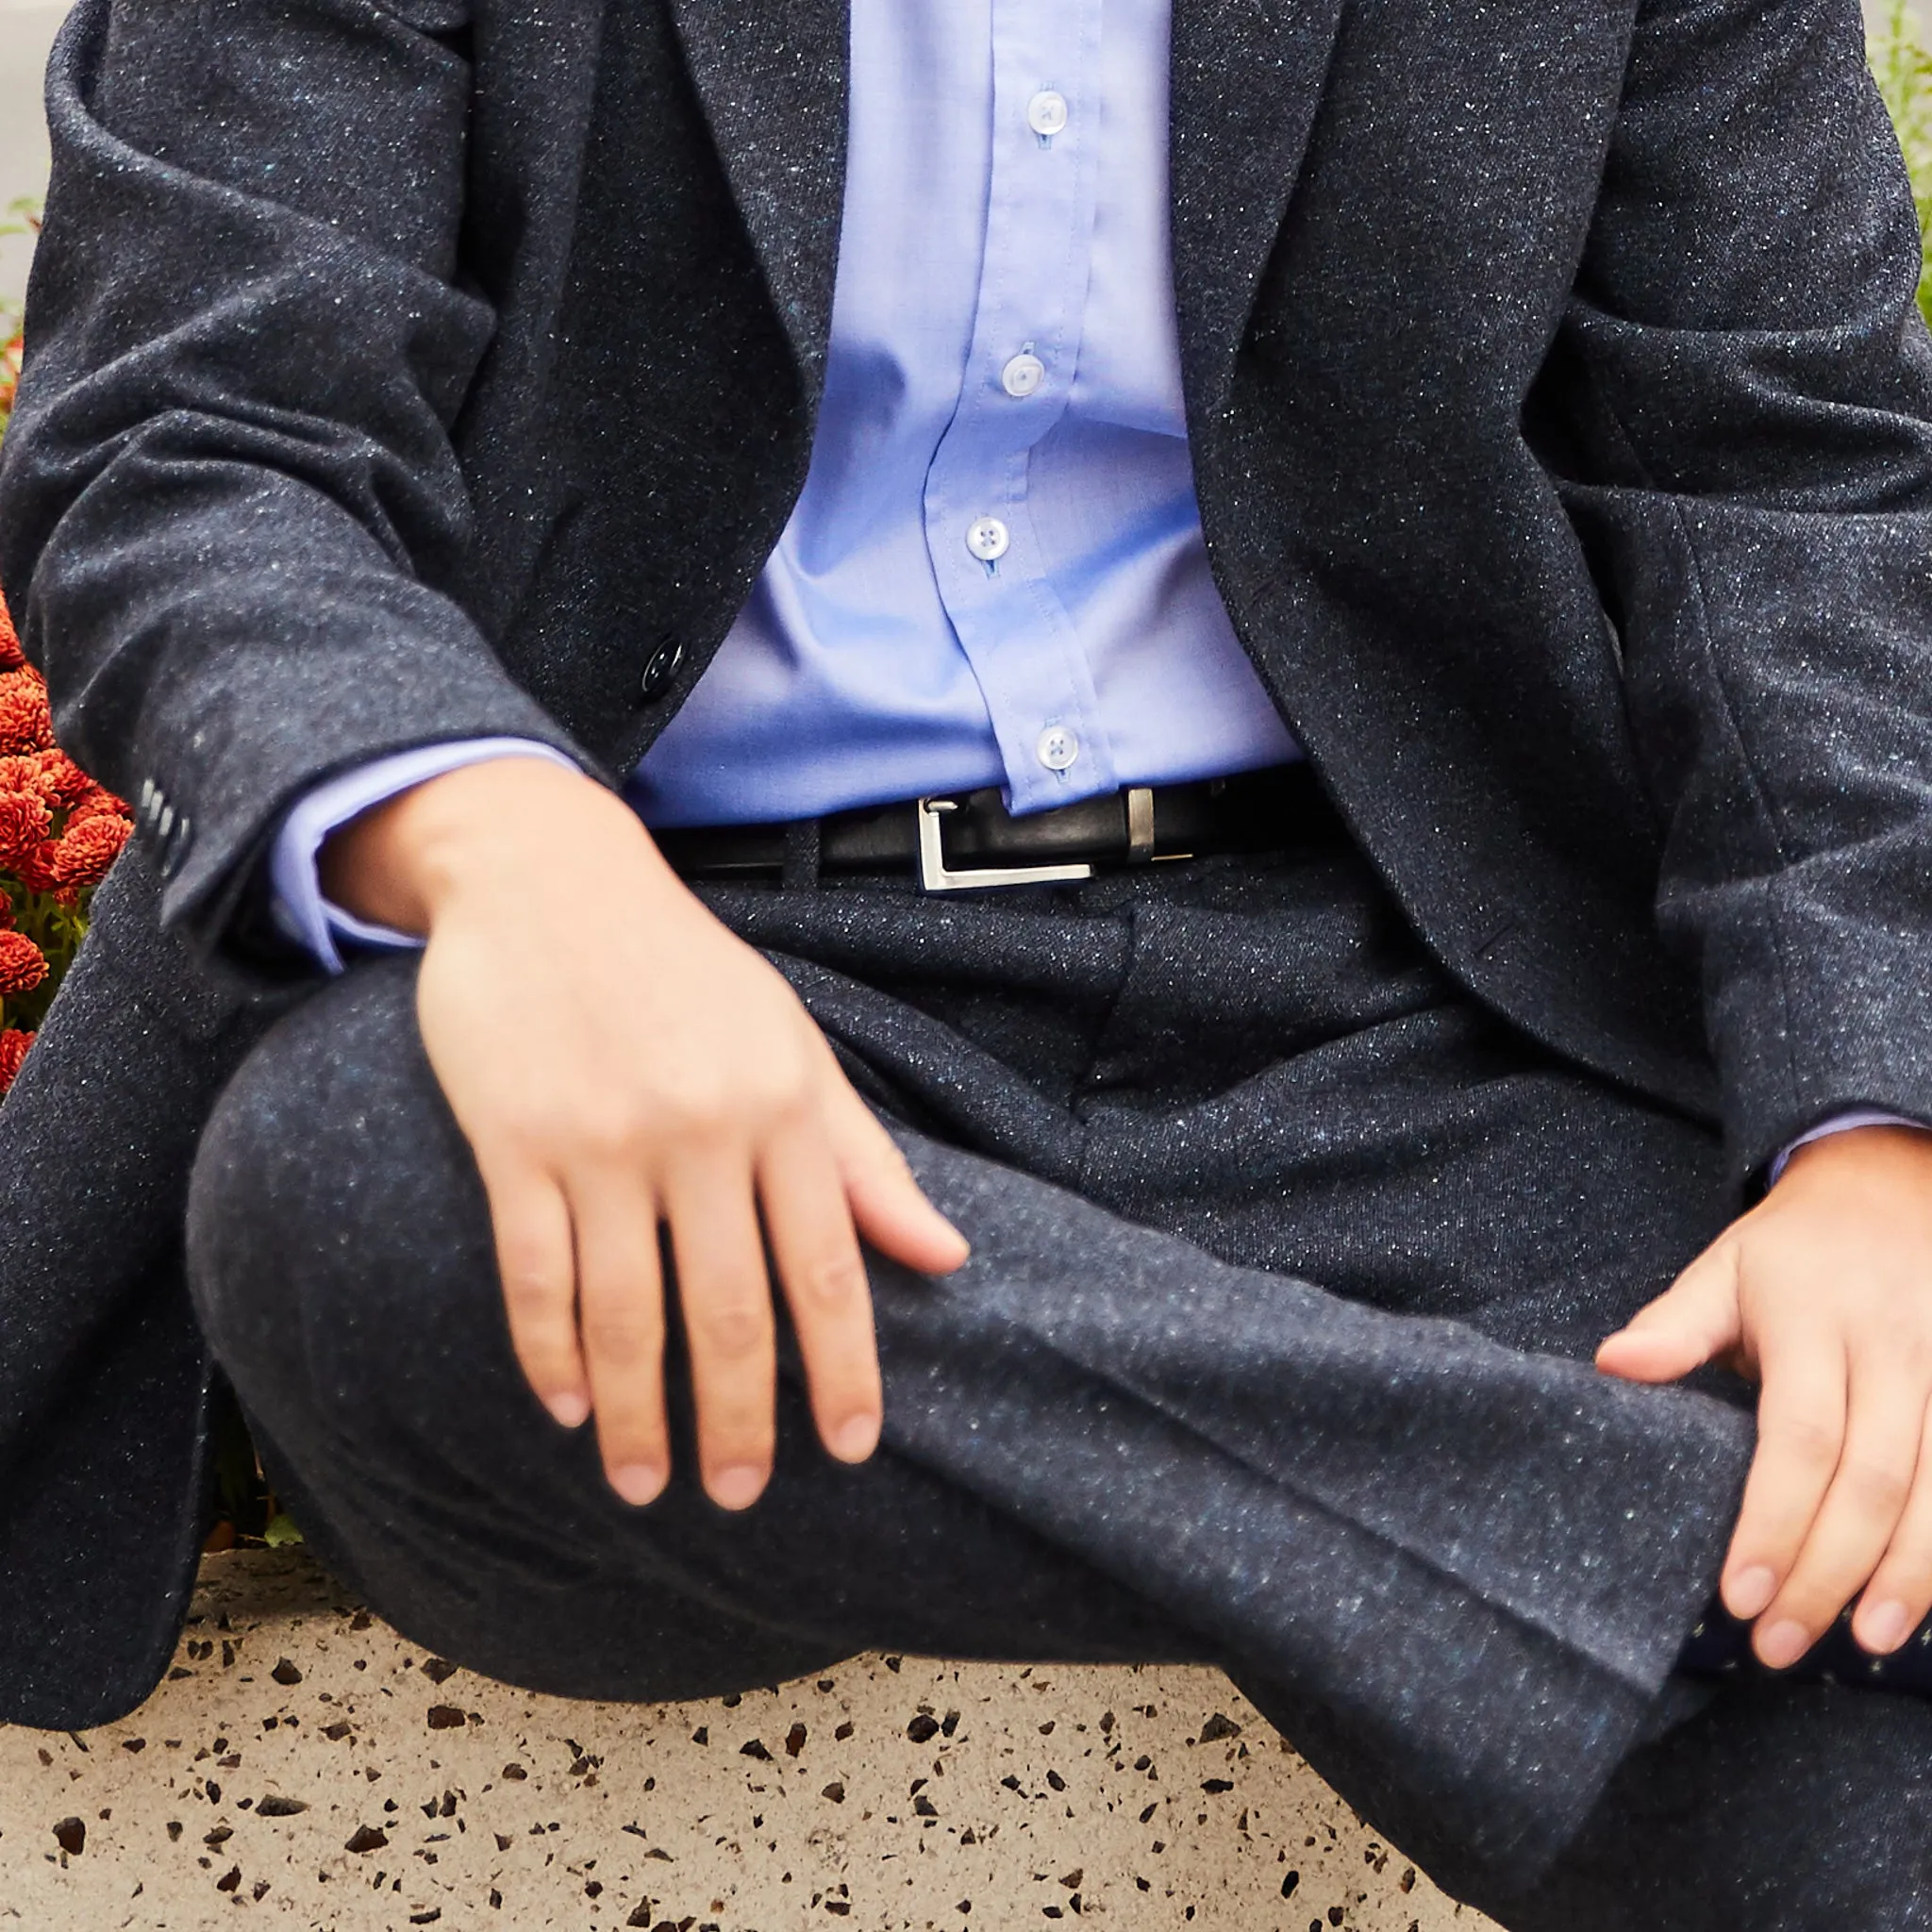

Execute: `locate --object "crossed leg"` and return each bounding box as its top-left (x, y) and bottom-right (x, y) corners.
top-left (182, 855), bottom-right (1931, 1921)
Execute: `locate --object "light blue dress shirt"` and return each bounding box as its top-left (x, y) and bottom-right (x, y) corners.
top-left (627, 0), bottom-right (1296, 827)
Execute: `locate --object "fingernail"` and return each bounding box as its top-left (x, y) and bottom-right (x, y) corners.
top-left (830, 1413), bottom-right (881, 1462)
top-left (708, 1464), bottom-right (766, 1511)
top-left (608, 1462), bottom-right (667, 1507)
top-left (1725, 1565), bottom-right (1777, 1620)
top-left (1757, 1619), bottom-right (1810, 1671)
top-left (1861, 1599), bottom-right (1913, 1655)
top-left (545, 1390), bottom-right (591, 1430)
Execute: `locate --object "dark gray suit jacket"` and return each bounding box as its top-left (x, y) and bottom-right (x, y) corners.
top-left (2, 0), bottom-right (1931, 1729)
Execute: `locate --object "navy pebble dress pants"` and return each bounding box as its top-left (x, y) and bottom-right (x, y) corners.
top-left (184, 829), bottom-right (1932, 1926)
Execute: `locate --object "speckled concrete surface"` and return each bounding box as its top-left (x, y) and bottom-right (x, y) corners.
top-left (0, 1550), bottom-right (1498, 1930)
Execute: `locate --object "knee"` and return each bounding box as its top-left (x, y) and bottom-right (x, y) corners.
top-left (189, 955), bottom-right (440, 1303)
top-left (186, 955), bottom-right (508, 1438)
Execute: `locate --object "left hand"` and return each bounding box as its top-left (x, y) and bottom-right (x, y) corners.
top-left (1596, 1124), bottom-right (1932, 1668)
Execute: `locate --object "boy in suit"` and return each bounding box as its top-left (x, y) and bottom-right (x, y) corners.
top-left (7, 0), bottom-right (1932, 1919)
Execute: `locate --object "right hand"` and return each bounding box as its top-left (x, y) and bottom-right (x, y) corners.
top-left (321, 756), bottom-right (970, 1510)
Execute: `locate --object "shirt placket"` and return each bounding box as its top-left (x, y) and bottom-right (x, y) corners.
top-left (922, 0), bottom-right (1115, 816)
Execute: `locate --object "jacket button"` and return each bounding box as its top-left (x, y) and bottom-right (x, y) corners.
top-left (639, 636), bottom-right (685, 703)
top-left (159, 817), bottom-right (192, 881)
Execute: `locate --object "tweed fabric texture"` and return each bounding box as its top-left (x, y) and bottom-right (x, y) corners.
top-left (0, 857), bottom-right (304, 1725)
top-left (187, 846), bottom-right (1766, 1903)
top-left (1514, 1676), bottom-right (1932, 1928)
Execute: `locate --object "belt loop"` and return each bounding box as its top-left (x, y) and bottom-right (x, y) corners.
top-left (781, 817), bottom-right (823, 891)
top-left (1125, 787), bottom-right (1156, 863)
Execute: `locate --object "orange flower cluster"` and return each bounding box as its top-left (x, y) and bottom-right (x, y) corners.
top-left (0, 661), bottom-right (50, 752)
top-left (0, 587), bottom-right (134, 1098)
top-left (0, 320), bottom-right (19, 432)
top-left (0, 928), bottom-right (44, 995)
top-left (0, 671), bottom-right (126, 892)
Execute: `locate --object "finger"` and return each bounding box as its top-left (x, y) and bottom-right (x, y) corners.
top-left (1721, 1323), bottom-right (1847, 1626)
top-left (481, 1159), bottom-right (588, 1429)
top-left (1756, 1365), bottom-right (1927, 1668)
top-left (1854, 1395), bottom-right (1932, 1657)
top-left (662, 1153), bottom-right (778, 1511)
top-left (1594, 1242), bottom-right (1742, 1385)
top-left (572, 1174), bottom-right (672, 1507)
top-left (759, 1121), bottom-right (884, 1465)
top-left (821, 1070), bottom-right (970, 1274)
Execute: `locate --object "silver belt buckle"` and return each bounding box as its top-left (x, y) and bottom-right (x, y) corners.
top-left (916, 797), bottom-right (1097, 892)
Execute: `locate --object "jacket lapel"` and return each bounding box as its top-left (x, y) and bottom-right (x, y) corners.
top-left (1169, 0), bottom-right (1347, 415)
top-left (663, 0), bottom-right (849, 387)
top-left (660, 0), bottom-right (1339, 413)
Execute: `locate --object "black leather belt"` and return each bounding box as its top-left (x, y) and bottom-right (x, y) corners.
top-left (654, 762), bottom-right (1334, 891)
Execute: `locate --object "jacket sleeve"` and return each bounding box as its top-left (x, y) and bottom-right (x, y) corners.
top-left (1544, 0), bottom-right (1932, 1176)
top-left (0, 0), bottom-right (594, 957)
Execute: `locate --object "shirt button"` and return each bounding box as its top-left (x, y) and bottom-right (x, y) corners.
top-left (965, 515), bottom-right (1010, 562)
top-left (1037, 725), bottom-right (1079, 772)
top-left (1027, 90), bottom-right (1069, 137)
top-left (1001, 353), bottom-right (1046, 398)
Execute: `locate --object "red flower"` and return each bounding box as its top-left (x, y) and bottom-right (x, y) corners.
top-left (0, 327), bottom-right (18, 431)
top-left (0, 589), bottom-right (22, 673)
top-left (0, 753), bottom-right (51, 800)
top-left (11, 839), bottom-right (58, 894)
top-left (0, 1027), bottom-right (31, 1097)
top-left (0, 929), bottom-right (47, 996)
top-left (33, 749), bottom-right (94, 811)
top-left (65, 781), bottom-right (131, 824)
top-left (0, 783), bottom-right (51, 871)
top-left (0, 665), bottom-right (52, 757)
top-left (51, 812), bottom-right (129, 890)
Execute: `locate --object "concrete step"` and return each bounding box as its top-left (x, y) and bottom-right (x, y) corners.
top-left (0, 1549), bottom-right (1496, 1929)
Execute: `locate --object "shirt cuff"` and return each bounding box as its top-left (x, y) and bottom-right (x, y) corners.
top-left (269, 739), bottom-right (584, 974)
top-left (1766, 1110), bottom-right (1930, 1187)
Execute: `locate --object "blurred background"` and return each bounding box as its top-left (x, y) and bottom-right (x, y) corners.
top-left (0, 0), bottom-right (62, 310)
top-left (2, 0), bottom-right (1931, 313)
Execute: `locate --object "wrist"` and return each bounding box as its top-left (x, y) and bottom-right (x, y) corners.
top-left (321, 758), bottom-right (661, 934)
top-left (1777, 1121), bottom-right (1932, 1193)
